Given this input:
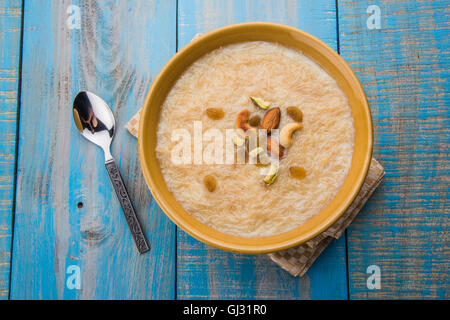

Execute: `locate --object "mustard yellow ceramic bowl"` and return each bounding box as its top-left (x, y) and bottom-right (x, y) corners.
top-left (138, 22), bottom-right (373, 254)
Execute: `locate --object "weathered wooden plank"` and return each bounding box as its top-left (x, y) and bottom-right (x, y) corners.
top-left (0, 0), bottom-right (22, 300)
top-left (177, 0), bottom-right (348, 299)
top-left (10, 0), bottom-right (176, 299)
top-left (338, 0), bottom-right (449, 299)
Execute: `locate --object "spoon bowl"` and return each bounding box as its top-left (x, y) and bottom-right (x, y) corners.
top-left (73, 91), bottom-right (150, 254)
top-left (73, 91), bottom-right (115, 161)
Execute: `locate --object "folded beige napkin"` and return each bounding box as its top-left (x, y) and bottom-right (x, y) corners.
top-left (125, 109), bottom-right (384, 276)
top-left (268, 158), bottom-right (384, 276)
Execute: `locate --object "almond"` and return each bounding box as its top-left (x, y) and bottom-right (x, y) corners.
top-left (267, 136), bottom-right (284, 159)
top-left (260, 107), bottom-right (280, 133)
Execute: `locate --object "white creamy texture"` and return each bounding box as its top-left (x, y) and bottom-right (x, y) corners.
top-left (156, 41), bottom-right (354, 237)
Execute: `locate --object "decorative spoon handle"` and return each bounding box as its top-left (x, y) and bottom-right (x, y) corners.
top-left (105, 159), bottom-right (150, 254)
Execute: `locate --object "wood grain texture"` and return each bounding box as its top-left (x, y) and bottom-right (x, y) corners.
top-left (5, 0), bottom-right (447, 300)
top-left (338, 0), bottom-right (449, 299)
top-left (10, 0), bottom-right (176, 299)
top-left (176, 0), bottom-right (348, 300)
top-left (0, 0), bottom-right (22, 300)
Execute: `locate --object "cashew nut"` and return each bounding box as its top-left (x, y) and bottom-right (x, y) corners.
top-left (279, 123), bottom-right (303, 148)
top-left (235, 109), bottom-right (252, 132)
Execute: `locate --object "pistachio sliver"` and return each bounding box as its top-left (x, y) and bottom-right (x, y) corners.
top-left (250, 96), bottom-right (271, 110)
top-left (249, 147), bottom-right (264, 161)
top-left (233, 133), bottom-right (245, 147)
top-left (263, 163), bottom-right (279, 185)
top-left (257, 152), bottom-right (272, 167)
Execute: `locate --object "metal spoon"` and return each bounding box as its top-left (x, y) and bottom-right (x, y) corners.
top-left (73, 91), bottom-right (150, 254)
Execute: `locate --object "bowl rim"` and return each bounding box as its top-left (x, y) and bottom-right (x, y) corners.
top-left (139, 22), bottom-right (373, 254)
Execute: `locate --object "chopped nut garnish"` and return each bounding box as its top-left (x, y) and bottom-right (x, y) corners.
top-left (233, 147), bottom-right (247, 165)
top-left (235, 109), bottom-right (253, 132)
top-left (289, 166), bottom-right (307, 180)
top-left (263, 163), bottom-right (279, 185)
top-left (249, 147), bottom-right (264, 163)
top-left (233, 134), bottom-right (245, 147)
top-left (257, 152), bottom-right (272, 166)
top-left (260, 107), bottom-right (280, 134)
top-left (286, 107), bottom-right (303, 122)
top-left (203, 175), bottom-right (217, 192)
top-left (250, 96), bottom-right (271, 110)
top-left (206, 108), bottom-right (225, 120)
top-left (280, 122), bottom-right (303, 148)
top-left (266, 137), bottom-right (284, 159)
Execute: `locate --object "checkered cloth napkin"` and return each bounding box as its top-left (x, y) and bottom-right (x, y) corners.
top-left (125, 34), bottom-right (384, 276)
top-left (125, 110), bottom-right (384, 276)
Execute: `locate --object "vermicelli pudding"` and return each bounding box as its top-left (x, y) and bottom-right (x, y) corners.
top-left (156, 41), bottom-right (354, 237)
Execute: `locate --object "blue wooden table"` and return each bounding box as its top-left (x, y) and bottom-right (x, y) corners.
top-left (0, 0), bottom-right (448, 300)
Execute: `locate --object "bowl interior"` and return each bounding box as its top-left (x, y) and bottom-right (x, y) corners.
top-left (139, 23), bottom-right (372, 253)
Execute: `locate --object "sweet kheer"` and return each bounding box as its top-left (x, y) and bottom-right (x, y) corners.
top-left (156, 41), bottom-right (354, 237)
